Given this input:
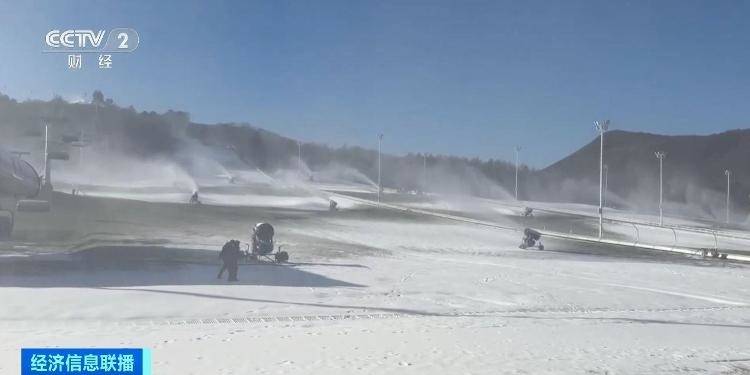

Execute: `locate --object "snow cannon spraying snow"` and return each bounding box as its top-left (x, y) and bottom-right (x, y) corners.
top-left (519, 228), bottom-right (544, 250)
top-left (249, 222), bottom-right (289, 263)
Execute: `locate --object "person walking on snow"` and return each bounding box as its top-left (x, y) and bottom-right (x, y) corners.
top-left (218, 239), bottom-right (242, 281)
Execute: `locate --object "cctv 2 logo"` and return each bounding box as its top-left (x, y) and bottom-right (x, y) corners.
top-left (43, 28), bottom-right (139, 52)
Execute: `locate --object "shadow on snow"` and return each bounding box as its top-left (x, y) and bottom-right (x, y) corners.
top-left (0, 246), bottom-right (364, 288)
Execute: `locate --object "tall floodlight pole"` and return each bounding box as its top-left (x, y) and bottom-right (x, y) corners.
top-left (44, 124), bottom-right (50, 185)
top-left (725, 169), bottom-right (732, 224)
top-left (655, 152), bottom-right (666, 226)
top-left (42, 123), bottom-right (54, 194)
top-left (603, 164), bottom-right (608, 207)
top-left (594, 120), bottom-right (609, 240)
top-left (514, 146), bottom-right (521, 200)
top-left (378, 134), bottom-right (383, 204)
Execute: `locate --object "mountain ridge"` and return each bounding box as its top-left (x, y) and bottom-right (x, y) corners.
top-left (1, 92), bottom-right (748, 219)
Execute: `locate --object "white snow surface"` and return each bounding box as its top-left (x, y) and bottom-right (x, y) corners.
top-left (1, 184), bottom-right (750, 374)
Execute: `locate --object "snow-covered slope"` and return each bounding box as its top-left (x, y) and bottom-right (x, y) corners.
top-left (1, 186), bottom-right (749, 374)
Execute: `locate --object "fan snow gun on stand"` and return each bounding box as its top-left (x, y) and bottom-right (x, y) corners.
top-left (244, 222), bottom-right (290, 263)
top-left (0, 146), bottom-right (68, 239)
top-left (519, 228), bottom-right (544, 250)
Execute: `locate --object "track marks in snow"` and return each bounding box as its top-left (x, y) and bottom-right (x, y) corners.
top-left (605, 284), bottom-right (748, 306)
top-left (399, 272), bottom-right (416, 283)
top-left (408, 252), bottom-right (750, 308)
top-left (103, 303), bottom-right (750, 328)
top-left (460, 296), bottom-right (516, 307)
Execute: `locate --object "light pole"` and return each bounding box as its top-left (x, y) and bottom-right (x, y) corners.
top-left (514, 146), bottom-right (521, 200)
top-left (725, 169), bottom-right (732, 224)
top-left (603, 164), bottom-right (608, 207)
top-left (594, 120), bottom-right (609, 240)
top-left (378, 134), bottom-right (383, 204)
top-left (43, 124), bottom-right (51, 191)
top-left (655, 152), bottom-right (666, 226)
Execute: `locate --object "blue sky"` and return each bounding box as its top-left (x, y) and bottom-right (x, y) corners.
top-left (0, 0), bottom-right (748, 168)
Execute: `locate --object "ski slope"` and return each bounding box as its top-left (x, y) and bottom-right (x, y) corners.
top-left (1, 183), bottom-right (749, 374)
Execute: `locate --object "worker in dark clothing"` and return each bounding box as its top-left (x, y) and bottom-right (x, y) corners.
top-left (218, 239), bottom-right (242, 281)
top-left (189, 190), bottom-right (201, 205)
